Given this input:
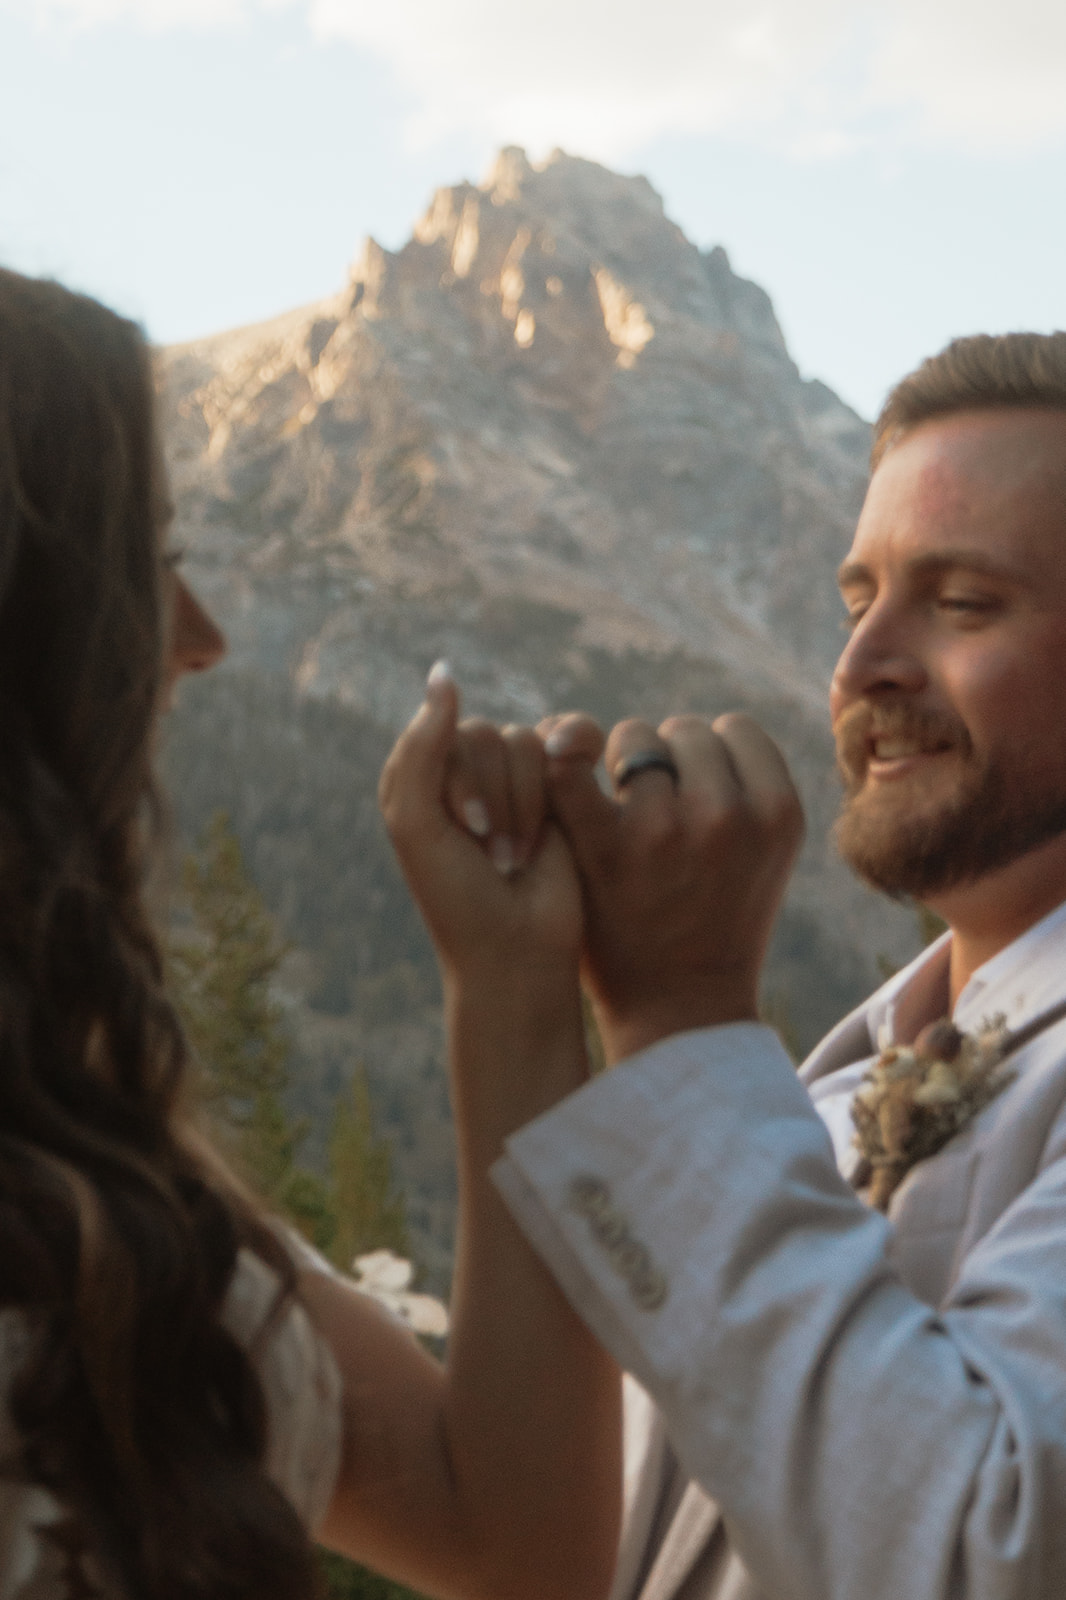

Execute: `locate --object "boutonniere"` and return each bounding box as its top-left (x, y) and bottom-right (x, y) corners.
top-left (851, 1015), bottom-right (1015, 1211)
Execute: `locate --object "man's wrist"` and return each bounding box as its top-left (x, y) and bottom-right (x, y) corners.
top-left (595, 985), bottom-right (759, 1064)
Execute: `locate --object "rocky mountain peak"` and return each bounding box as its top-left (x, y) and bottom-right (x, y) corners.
top-left (356, 145), bottom-right (791, 382)
top-left (158, 150), bottom-right (914, 1282)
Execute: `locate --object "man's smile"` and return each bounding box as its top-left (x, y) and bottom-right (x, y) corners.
top-left (834, 698), bottom-right (969, 795)
top-left (865, 733), bottom-right (956, 780)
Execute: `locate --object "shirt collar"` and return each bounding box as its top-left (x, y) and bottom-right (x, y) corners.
top-left (953, 895), bottom-right (1066, 1032)
top-left (866, 894), bottom-right (1066, 1051)
top-left (865, 930), bottom-right (951, 1053)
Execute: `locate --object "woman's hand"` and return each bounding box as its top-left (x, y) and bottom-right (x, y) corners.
top-left (380, 663), bottom-right (583, 984)
top-left (366, 668), bottom-right (619, 1600)
top-left (317, 672), bottom-right (620, 1600)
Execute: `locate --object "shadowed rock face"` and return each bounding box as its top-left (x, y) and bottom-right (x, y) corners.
top-left (158, 146), bottom-right (916, 1284)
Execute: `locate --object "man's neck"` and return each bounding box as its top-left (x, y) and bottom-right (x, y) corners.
top-left (926, 832), bottom-right (1066, 1005)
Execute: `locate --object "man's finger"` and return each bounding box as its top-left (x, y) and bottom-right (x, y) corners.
top-left (712, 712), bottom-right (804, 836)
top-left (540, 712), bottom-right (606, 766)
top-left (656, 714), bottom-right (744, 809)
top-left (545, 749), bottom-right (619, 878)
top-left (604, 718), bottom-right (683, 811)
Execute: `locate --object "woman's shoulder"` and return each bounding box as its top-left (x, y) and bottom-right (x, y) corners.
top-left (0, 1311), bottom-right (82, 1600)
top-left (222, 1242), bottom-right (344, 1532)
top-left (0, 1242), bottom-right (345, 1600)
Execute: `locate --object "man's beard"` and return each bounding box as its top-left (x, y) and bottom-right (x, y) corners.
top-left (834, 700), bottom-right (1066, 899)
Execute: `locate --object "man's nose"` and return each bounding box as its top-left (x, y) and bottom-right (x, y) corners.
top-left (829, 603), bottom-right (926, 719)
top-left (170, 577), bottom-right (227, 677)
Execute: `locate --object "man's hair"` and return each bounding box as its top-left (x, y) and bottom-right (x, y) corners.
top-left (872, 330), bottom-right (1066, 469)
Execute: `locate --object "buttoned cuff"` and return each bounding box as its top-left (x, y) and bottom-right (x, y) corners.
top-left (492, 1023), bottom-right (811, 1364)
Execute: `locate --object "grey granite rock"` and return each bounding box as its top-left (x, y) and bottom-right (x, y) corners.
top-left (158, 148), bottom-right (919, 1285)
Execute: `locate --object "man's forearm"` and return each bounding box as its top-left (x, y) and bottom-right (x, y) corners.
top-left (495, 1023), bottom-right (1066, 1600)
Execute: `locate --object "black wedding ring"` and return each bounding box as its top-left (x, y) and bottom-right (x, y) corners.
top-left (613, 750), bottom-right (681, 790)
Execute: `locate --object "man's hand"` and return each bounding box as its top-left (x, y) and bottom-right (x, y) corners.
top-left (541, 710), bottom-right (805, 1062)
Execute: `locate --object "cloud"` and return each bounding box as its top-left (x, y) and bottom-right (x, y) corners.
top-left (12, 0), bottom-right (1066, 155)
top-left (11, 0), bottom-right (289, 31)
top-left (307, 0), bottom-right (861, 155)
top-left (870, 0), bottom-right (1066, 148)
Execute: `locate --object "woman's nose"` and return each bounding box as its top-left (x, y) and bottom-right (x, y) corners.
top-left (169, 576), bottom-right (227, 679)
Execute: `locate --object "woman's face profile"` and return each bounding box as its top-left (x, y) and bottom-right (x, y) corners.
top-left (156, 442), bottom-right (227, 704)
top-left (165, 570), bottom-right (226, 702)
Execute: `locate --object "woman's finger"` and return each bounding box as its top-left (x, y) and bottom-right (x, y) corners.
top-left (444, 719), bottom-right (517, 869)
top-left (502, 724), bottom-right (549, 870)
top-left (379, 661), bottom-right (460, 846)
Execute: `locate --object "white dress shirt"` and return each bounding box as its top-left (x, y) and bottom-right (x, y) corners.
top-left (814, 898), bottom-right (1066, 1177)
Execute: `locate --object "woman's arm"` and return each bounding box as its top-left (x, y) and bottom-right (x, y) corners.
top-left (306, 668), bottom-right (621, 1600)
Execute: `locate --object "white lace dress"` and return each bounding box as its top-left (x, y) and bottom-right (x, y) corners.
top-left (0, 1249), bottom-right (343, 1599)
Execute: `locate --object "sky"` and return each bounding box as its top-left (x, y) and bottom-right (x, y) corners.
top-left (1, 0), bottom-right (1064, 418)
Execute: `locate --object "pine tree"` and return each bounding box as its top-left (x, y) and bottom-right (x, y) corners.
top-left (169, 814), bottom-right (426, 1600)
top-left (326, 1068), bottom-right (410, 1271)
top-left (169, 812), bottom-right (331, 1239)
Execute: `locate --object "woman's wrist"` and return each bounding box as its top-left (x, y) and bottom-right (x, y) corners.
top-left (441, 953), bottom-right (582, 1023)
top-left (445, 968), bottom-right (590, 1153)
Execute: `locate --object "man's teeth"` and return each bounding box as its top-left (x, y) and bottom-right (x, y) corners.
top-left (871, 739), bottom-right (926, 759)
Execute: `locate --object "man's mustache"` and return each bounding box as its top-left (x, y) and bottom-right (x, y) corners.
top-left (835, 700), bottom-right (973, 789)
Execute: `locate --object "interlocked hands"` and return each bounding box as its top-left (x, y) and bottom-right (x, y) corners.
top-left (380, 666), bottom-right (805, 1063)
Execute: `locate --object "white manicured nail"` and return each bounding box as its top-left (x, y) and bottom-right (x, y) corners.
top-left (490, 836), bottom-right (517, 876)
top-left (462, 798), bottom-right (491, 838)
top-left (427, 659), bottom-right (454, 691)
top-left (544, 727), bottom-right (578, 757)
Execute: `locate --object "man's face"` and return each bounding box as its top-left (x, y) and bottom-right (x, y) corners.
top-left (830, 407), bottom-right (1066, 900)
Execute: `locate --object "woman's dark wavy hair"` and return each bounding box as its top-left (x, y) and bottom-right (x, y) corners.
top-left (0, 269), bottom-right (317, 1600)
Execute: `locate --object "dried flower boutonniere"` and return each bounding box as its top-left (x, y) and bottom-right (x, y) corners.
top-left (851, 1015), bottom-right (1015, 1211)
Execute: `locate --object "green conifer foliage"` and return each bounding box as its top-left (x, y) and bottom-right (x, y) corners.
top-left (173, 811), bottom-right (289, 1111)
top-left (315, 1551), bottom-right (424, 1600)
top-left (168, 815), bottom-right (427, 1600)
top-left (170, 813), bottom-right (416, 1263)
top-left (170, 813), bottom-right (330, 1241)
top-left (327, 1069), bottom-right (411, 1270)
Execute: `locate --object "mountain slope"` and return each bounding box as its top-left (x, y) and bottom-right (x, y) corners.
top-left (158, 147), bottom-right (916, 1284)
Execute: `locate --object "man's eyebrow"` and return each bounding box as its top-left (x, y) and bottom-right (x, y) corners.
top-left (837, 549), bottom-right (1032, 590)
